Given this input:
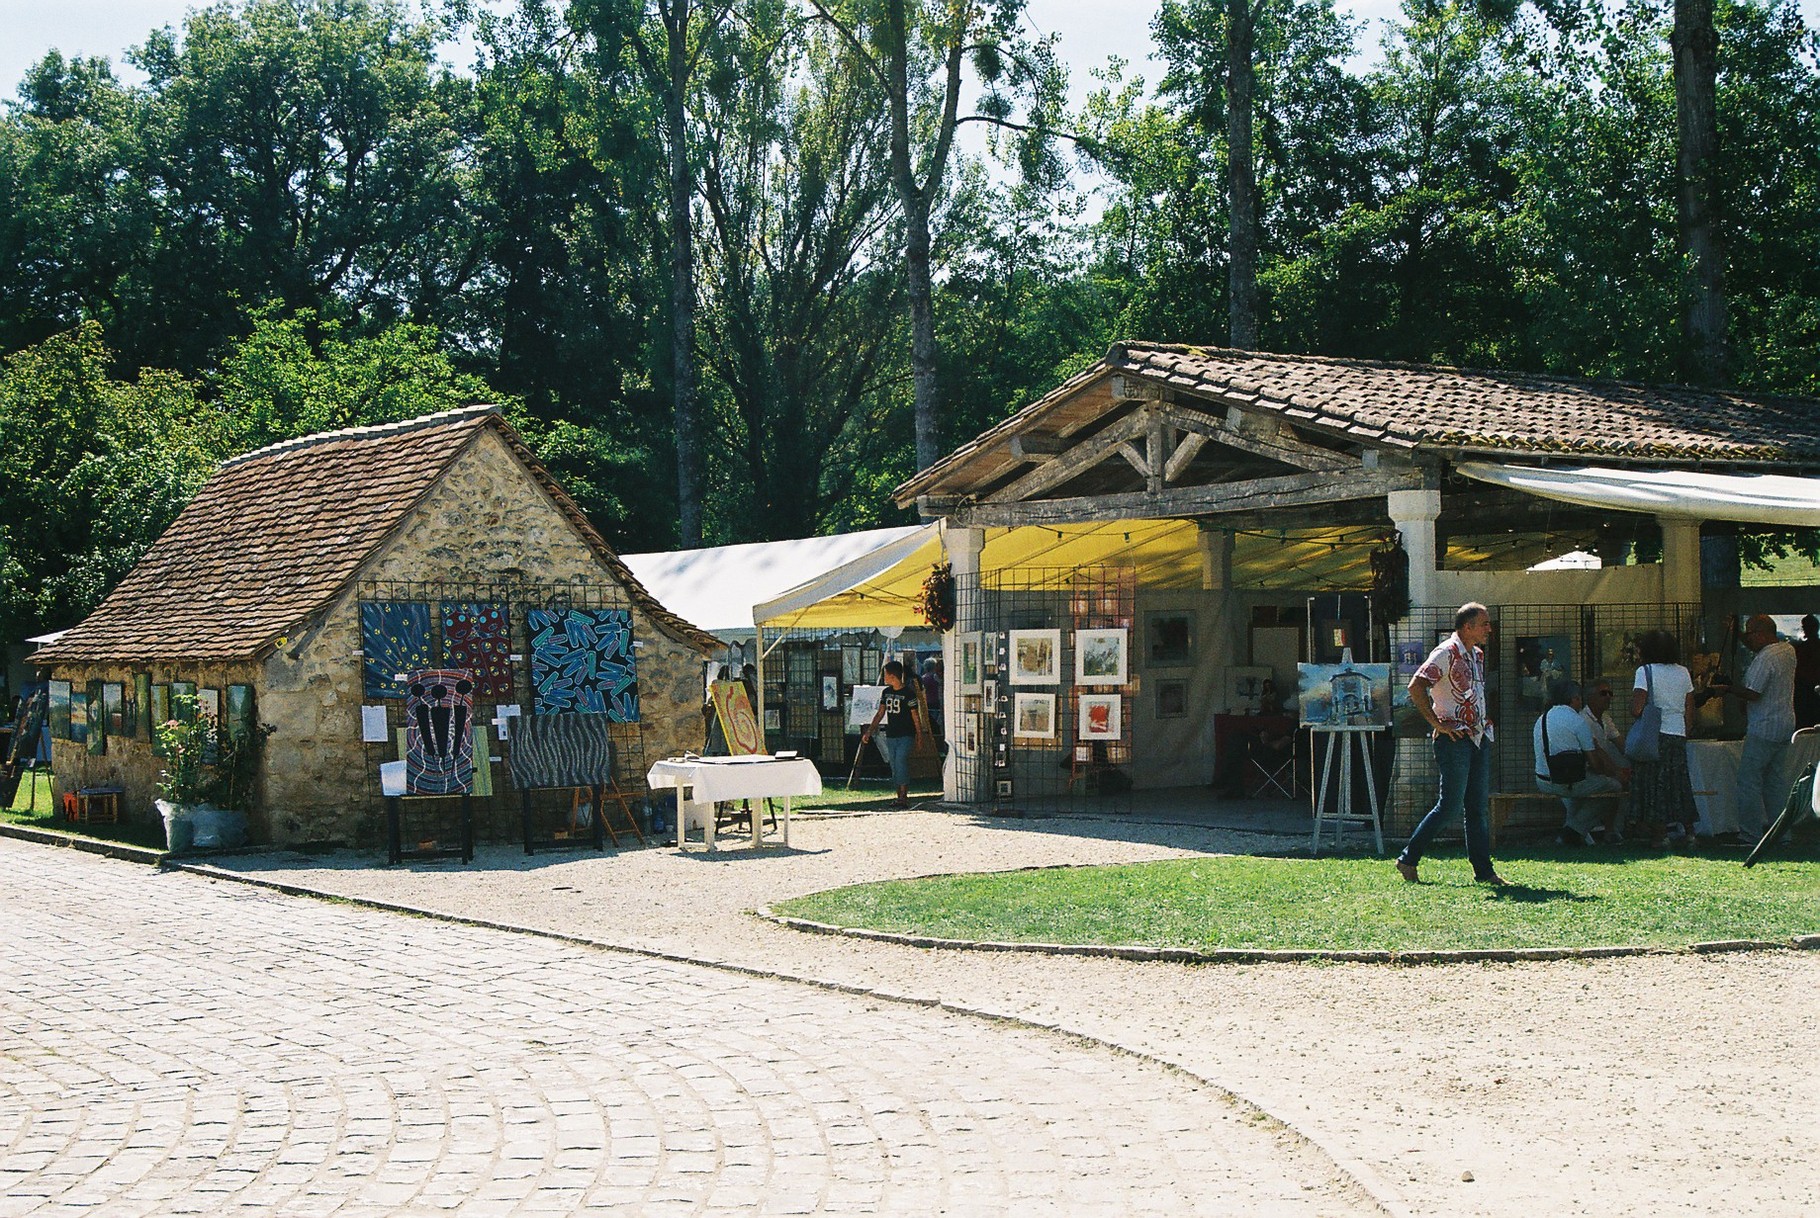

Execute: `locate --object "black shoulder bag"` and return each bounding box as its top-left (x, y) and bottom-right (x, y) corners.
top-left (1542, 709), bottom-right (1588, 785)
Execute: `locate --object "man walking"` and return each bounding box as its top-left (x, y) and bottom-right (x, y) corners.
top-left (1397, 602), bottom-right (1507, 885)
top-left (1722, 614), bottom-right (1796, 842)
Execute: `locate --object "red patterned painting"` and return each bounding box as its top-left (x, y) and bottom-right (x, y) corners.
top-left (440, 602), bottom-right (514, 701)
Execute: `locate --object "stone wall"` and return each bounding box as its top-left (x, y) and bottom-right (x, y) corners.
top-left (47, 660), bottom-right (264, 837)
top-left (256, 428), bottom-right (710, 845)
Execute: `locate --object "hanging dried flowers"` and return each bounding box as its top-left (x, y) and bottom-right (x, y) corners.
top-left (918, 562), bottom-right (956, 632)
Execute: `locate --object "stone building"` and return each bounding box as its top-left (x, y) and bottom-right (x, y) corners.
top-left (34, 406), bottom-right (718, 845)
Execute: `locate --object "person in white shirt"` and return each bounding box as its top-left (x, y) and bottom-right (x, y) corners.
top-left (1578, 681), bottom-right (1631, 840)
top-left (1718, 614), bottom-right (1797, 841)
top-left (1630, 630), bottom-right (1699, 844)
top-left (1535, 682), bottom-right (1624, 845)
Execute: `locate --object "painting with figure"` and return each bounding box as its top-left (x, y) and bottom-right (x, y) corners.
top-left (404, 669), bottom-right (476, 795)
top-left (102, 682), bottom-right (125, 737)
top-left (1296, 662), bottom-right (1393, 728)
top-left (440, 601), bottom-right (515, 701)
top-left (1516, 635), bottom-right (1573, 706)
top-left (527, 607), bottom-right (639, 719)
top-left (360, 601), bottom-right (434, 698)
top-left (49, 680), bottom-right (72, 740)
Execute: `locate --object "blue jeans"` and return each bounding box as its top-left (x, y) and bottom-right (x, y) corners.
top-left (1399, 735), bottom-right (1495, 879)
top-left (883, 734), bottom-right (914, 788)
top-left (1735, 737), bottom-right (1789, 838)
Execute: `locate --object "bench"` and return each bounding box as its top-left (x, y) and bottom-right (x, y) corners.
top-left (1489, 790), bottom-right (1622, 845)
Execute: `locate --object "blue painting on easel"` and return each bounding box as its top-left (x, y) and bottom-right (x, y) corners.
top-left (527, 607), bottom-right (639, 720)
top-left (360, 601), bottom-right (433, 698)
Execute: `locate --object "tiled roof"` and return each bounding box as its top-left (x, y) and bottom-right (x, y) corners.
top-left (35, 407), bottom-right (718, 665)
top-left (896, 344), bottom-right (1820, 503)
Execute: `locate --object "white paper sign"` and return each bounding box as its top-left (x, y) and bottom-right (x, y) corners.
top-left (379, 761), bottom-right (407, 797)
top-left (492, 704), bottom-right (522, 740)
top-left (361, 705), bottom-right (390, 743)
top-left (846, 684), bottom-right (884, 730)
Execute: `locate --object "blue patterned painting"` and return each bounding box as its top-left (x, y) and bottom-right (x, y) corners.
top-left (360, 601), bottom-right (433, 698)
top-left (527, 607), bottom-right (639, 720)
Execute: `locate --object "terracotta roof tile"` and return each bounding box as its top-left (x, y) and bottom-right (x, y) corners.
top-left (36, 407), bottom-right (717, 666)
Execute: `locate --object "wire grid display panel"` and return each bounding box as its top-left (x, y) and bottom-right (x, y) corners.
top-left (980, 565), bottom-right (1136, 816)
top-left (354, 580), bottom-right (650, 843)
top-left (1383, 601), bottom-right (1699, 834)
top-left (758, 630), bottom-right (885, 768)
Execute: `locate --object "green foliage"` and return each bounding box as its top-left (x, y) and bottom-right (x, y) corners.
top-left (155, 693), bottom-right (215, 805)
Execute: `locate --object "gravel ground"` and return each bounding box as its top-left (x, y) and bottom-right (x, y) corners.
top-left (200, 808), bottom-right (1820, 1218)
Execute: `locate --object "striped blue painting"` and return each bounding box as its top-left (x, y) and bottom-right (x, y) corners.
top-left (527, 607), bottom-right (639, 720)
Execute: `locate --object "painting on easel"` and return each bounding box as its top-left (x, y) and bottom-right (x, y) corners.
top-left (709, 679), bottom-right (764, 755)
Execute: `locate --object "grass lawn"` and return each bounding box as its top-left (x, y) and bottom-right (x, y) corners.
top-left (2, 773), bottom-right (168, 850)
top-left (772, 846), bottom-right (1820, 952)
top-left (795, 778), bottom-right (943, 812)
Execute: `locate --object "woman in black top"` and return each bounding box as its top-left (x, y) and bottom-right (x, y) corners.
top-left (861, 661), bottom-right (928, 809)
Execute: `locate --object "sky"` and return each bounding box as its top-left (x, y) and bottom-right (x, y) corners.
top-left (0, 0), bottom-right (1418, 107)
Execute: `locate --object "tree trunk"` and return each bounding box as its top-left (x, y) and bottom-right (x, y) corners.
top-left (666, 2), bottom-right (703, 545)
top-left (904, 198), bottom-right (941, 473)
top-left (1672, 0), bottom-right (1725, 384)
top-left (1227, 0), bottom-right (1259, 350)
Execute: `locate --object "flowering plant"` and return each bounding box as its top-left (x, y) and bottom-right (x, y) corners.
top-left (155, 694), bottom-right (216, 805)
top-left (918, 562), bottom-right (956, 632)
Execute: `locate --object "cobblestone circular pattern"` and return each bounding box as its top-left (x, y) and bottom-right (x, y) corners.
top-left (0, 845), bottom-right (1359, 1216)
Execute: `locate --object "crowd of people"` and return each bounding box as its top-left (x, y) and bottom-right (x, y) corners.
top-left (1398, 604), bottom-right (1817, 886)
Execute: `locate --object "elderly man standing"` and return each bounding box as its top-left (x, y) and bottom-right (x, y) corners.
top-left (1396, 602), bottom-right (1507, 885)
top-left (1536, 681), bottom-right (1624, 846)
top-left (1721, 614), bottom-right (1797, 842)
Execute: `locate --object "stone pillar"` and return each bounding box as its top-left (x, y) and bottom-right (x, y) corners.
top-left (1387, 488), bottom-right (1443, 611)
top-left (1659, 516), bottom-right (1703, 606)
top-left (1198, 524), bottom-right (1234, 591)
top-left (943, 525), bottom-right (987, 803)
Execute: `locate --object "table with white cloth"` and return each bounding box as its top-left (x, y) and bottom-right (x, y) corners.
top-left (1685, 739), bottom-right (1744, 835)
top-left (645, 756), bottom-right (821, 851)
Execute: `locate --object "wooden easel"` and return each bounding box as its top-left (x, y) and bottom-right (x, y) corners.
top-left (1311, 726), bottom-right (1386, 855)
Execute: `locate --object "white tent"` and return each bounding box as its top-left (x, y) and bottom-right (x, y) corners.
top-left (1458, 463), bottom-right (1820, 527)
top-left (621, 526), bottom-right (925, 638)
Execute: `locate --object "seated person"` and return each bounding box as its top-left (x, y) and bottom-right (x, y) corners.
top-left (1535, 680), bottom-right (1623, 846)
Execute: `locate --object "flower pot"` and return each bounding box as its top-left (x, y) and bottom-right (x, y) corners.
top-left (156, 800), bottom-right (247, 853)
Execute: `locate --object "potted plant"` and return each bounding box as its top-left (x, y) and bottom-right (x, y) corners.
top-left (154, 694), bottom-right (252, 852)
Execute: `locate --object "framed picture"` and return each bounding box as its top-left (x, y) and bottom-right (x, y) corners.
top-left (198, 687), bottom-right (221, 763)
top-left (763, 707), bottom-right (782, 731)
top-left (1074, 628), bottom-right (1128, 686)
top-left (1146, 611), bottom-right (1195, 668)
top-left (1297, 662), bottom-right (1393, 728)
top-left (1156, 678), bottom-right (1187, 718)
top-left (48, 680), bottom-right (72, 740)
top-left (1012, 692), bottom-right (1057, 739)
top-left (171, 681), bottom-right (198, 721)
top-left (1009, 629), bottom-right (1061, 685)
top-left (226, 685), bottom-right (255, 742)
top-left (70, 691), bottom-right (92, 749)
top-left (983, 678), bottom-right (998, 705)
top-left (102, 682), bottom-right (126, 737)
top-left (1225, 665), bottom-right (1273, 714)
top-left (1516, 634), bottom-right (1574, 707)
top-left (150, 684), bottom-right (171, 755)
top-left (133, 672), bottom-right (152, 740)
top-left (956, 712), bottom-right (980, 758)
top-left (958, 633), bottom-right (983, 694)
top-left (1078, 693), bottom-right (1122, 741)
top-left (995, 777), bottom-right (1014, 799)
top-left (1074, 744), bottom-right (1092, 762)
top-left (821, 673), bottom-right (840, 712)
top-left (846, 684), bottom-right (884, 729)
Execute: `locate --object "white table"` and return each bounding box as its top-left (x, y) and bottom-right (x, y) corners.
top-left (1685, 739), bottom-right (1743, 835)
top-left (645, 756), bottom-right (821, 851)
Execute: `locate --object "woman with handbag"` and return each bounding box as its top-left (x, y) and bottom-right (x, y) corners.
top-left (1628, 630), bottom-right (1698, 845)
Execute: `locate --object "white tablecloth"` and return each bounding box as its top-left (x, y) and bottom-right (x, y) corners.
top-left (1685, 739), bottom-right (1743, 835)
top-left (645, 756), bottom-right (821, 849)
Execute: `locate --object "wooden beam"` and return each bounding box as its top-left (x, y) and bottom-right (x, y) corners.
top-left (1163, 432), bottom-right (1207, 483)
top-left (951, 468), bottom-right (1426, 528)
top-left (1009, 434), bottom-right (1067, 460)
top-left (983, 411), bottom-right (1151, 503)
top-left (1162, 404), bottom-right (1355, 473)
top-left (1117, 441), bottom-right (1149, 480)
top-left (1109, 374), bottom-right (1167, 402)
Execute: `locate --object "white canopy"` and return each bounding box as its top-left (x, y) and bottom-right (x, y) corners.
top-left (1458, 462), bottom-right (1820, 527)
top-left (621, 526), bottom-right (926, 636)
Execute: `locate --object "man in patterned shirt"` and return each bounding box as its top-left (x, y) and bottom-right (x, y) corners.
top-left (1396, 602), bottom-right (1509, 885)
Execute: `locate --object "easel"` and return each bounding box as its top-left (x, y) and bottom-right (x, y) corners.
top-left (1311, 725), bottom-right (1386, 855)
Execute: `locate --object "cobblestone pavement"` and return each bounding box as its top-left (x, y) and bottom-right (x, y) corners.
top-left (0, 843), bottom-right (1372, 1217)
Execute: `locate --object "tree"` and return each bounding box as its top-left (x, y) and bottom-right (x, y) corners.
top-left (1673, 0), bottom-right (1727, 381)
top-left (806, 0), bottom-right (1066, 473)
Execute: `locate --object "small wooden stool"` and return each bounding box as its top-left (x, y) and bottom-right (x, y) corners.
top-left (73, 786), bottom-right (124, 824)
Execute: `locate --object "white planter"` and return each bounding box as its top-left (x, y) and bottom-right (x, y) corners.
top-left (155, 800), bottom-right (247, 853)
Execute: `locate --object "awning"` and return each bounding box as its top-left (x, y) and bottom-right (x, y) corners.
top-left (1458, 462), bottom-right (1820, 527)
top-left (622, 526), bottom-right (926, 635)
